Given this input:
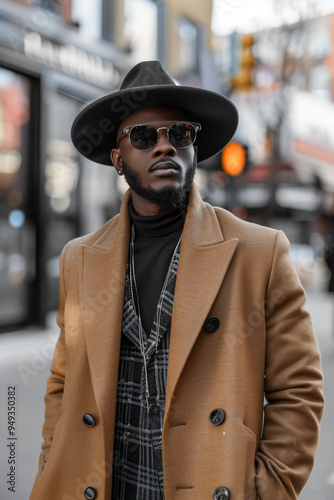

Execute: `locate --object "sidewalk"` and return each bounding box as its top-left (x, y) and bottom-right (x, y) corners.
top-left (302, 290), bottom-right (334, 500)
top-left (0, 293), bottom-right (333, 500)
top-left (305, 288), bottom-right (334, 343)
top-left (0, 314), bottom-right (59, 500)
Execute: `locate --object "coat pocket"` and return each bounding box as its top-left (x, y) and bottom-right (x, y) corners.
top-left (38, 413), bottom-right (64, 480)
top-left (240, 423), bottom-right (258, 500)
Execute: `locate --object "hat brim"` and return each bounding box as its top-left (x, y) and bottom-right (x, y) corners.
top-left (71, 85), bottom-right (238, 165)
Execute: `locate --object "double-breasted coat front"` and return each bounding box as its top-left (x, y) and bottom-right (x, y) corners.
top-left (30, 185), bottom-right (324, 500)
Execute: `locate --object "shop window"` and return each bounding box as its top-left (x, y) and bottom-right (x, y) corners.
top-left (308, 17), bottom-right (331, 59)
top-left (175, 16), bottom-right (201, 78)
top-left (289, 70), bottom-right (307, 89)
top-left (41, 87), bottom-right (80, 314)
top-left (123, 0), bottom-right (158, 60)
top-left (41, 86), bottom-right (118, 315)
top-left (0, 67), bottom-right (35, 328)
top-left (309, 65), bottom-right (332, 100)
top-left (287, 31), bottom-right (306, 59)
top-left (71, 0), bottom-right (103, 39)
top-left (10, 0), bottom-right (72, 22)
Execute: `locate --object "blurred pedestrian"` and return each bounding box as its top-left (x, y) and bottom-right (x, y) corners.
top-left (30, 60), bottom-right (324, 500)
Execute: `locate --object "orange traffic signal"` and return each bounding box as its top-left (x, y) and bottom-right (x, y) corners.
top-left (221, 141), bottom-right (247, 176)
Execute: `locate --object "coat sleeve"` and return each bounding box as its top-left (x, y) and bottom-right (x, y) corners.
top-left (35, 243), bottom-right (68, 478)
top-left (255, 230), bottom-right (325, 499)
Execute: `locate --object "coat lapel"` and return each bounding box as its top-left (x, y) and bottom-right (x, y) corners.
top-left (80, 190), bottom-right (131, 453)
top-left (165, 186), bottom-right (239, 417)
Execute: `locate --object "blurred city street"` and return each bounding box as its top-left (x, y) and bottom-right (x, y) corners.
top-left (1, 0), bottom-right (334, 499)
top-left (0, 290), bottom-right (333, 500)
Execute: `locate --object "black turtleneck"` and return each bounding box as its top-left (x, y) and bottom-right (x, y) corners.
top-left (128, 200), bottom-right (186, 334)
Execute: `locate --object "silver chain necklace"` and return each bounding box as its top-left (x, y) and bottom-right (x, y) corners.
top-left (129, 223), bottom-right (182, 412)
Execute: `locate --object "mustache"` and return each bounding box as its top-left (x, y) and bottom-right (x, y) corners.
top-left (148, 158), bottom-right (182, 172)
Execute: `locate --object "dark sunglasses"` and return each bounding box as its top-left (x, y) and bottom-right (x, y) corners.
top-left (117, 121), bottom-right (201, 150)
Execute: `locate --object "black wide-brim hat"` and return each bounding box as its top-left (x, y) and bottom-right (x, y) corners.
top-left (71, 60), bottom-right (239, 165)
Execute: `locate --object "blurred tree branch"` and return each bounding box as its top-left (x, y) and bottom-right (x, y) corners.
top-left (260, 0), bottom-right (321, 221)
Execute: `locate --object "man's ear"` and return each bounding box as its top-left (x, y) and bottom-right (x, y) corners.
top-left (110, 148), bottom-right (123, 174)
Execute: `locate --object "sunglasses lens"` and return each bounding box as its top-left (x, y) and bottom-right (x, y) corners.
top-left (130, 125), bottom-right (157, 150)
top-left (169, 123), bottom-right (196, 148)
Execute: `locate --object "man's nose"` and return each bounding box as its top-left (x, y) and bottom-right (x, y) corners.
top-left (152, 129), bottom-right (176, 157)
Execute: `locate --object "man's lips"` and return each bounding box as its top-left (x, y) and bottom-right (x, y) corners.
top-left (149, 159), bottom-right (181, 173)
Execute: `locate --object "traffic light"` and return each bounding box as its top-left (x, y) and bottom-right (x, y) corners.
top-left (221, 141), bottom-right (248, 176)
top-left (231, 34), bottom-right (255, 91)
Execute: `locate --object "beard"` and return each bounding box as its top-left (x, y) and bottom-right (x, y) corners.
top-left (121, 159), bottom-right (196, 210)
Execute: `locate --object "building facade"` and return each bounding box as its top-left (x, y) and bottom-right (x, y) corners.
top-left (0, 0), bottom-right (132, 330)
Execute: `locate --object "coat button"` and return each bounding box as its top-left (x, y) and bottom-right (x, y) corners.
top-left (209, 408), bottom-right (225, 426)
top-left (82, 413), bottom-right (96, 427)
top-left (204, 316), bottom-right (220, 333)
top-left (150, 403), bottom-right (161, 415)
top-left (84, 486), bottom-right (97, 499)
top-left (213, 486), bottom-right (230, 500)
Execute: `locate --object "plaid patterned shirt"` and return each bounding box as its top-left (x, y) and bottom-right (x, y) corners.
top-left (111, 236), bottom-right (181, 500)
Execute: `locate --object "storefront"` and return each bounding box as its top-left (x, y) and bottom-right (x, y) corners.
top-left (0, 3), bottom-right (130, 331)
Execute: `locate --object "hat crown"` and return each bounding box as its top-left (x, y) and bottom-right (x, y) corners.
top-left (120, 60), bottom-right (176, 90)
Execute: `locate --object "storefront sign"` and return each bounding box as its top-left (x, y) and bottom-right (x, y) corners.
top-left (290, 91), bottom-right (334, 163)
top-left (289, 90), bottom-right (334, 190)
top-left (23, 32), bottom-right (120, 89)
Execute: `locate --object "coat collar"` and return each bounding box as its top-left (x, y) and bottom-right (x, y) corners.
top-left (79, 184), bottom-right (239, 436)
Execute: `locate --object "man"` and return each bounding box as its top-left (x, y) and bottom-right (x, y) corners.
top-left (30, 61), bottom-right (324, 500)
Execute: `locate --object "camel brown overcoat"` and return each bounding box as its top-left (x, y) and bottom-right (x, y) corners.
top-left (30, 185), bottom-right (324, 500)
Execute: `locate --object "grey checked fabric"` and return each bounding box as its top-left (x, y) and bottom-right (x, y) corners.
top-left (111, 236), bottom-right (182, 500)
